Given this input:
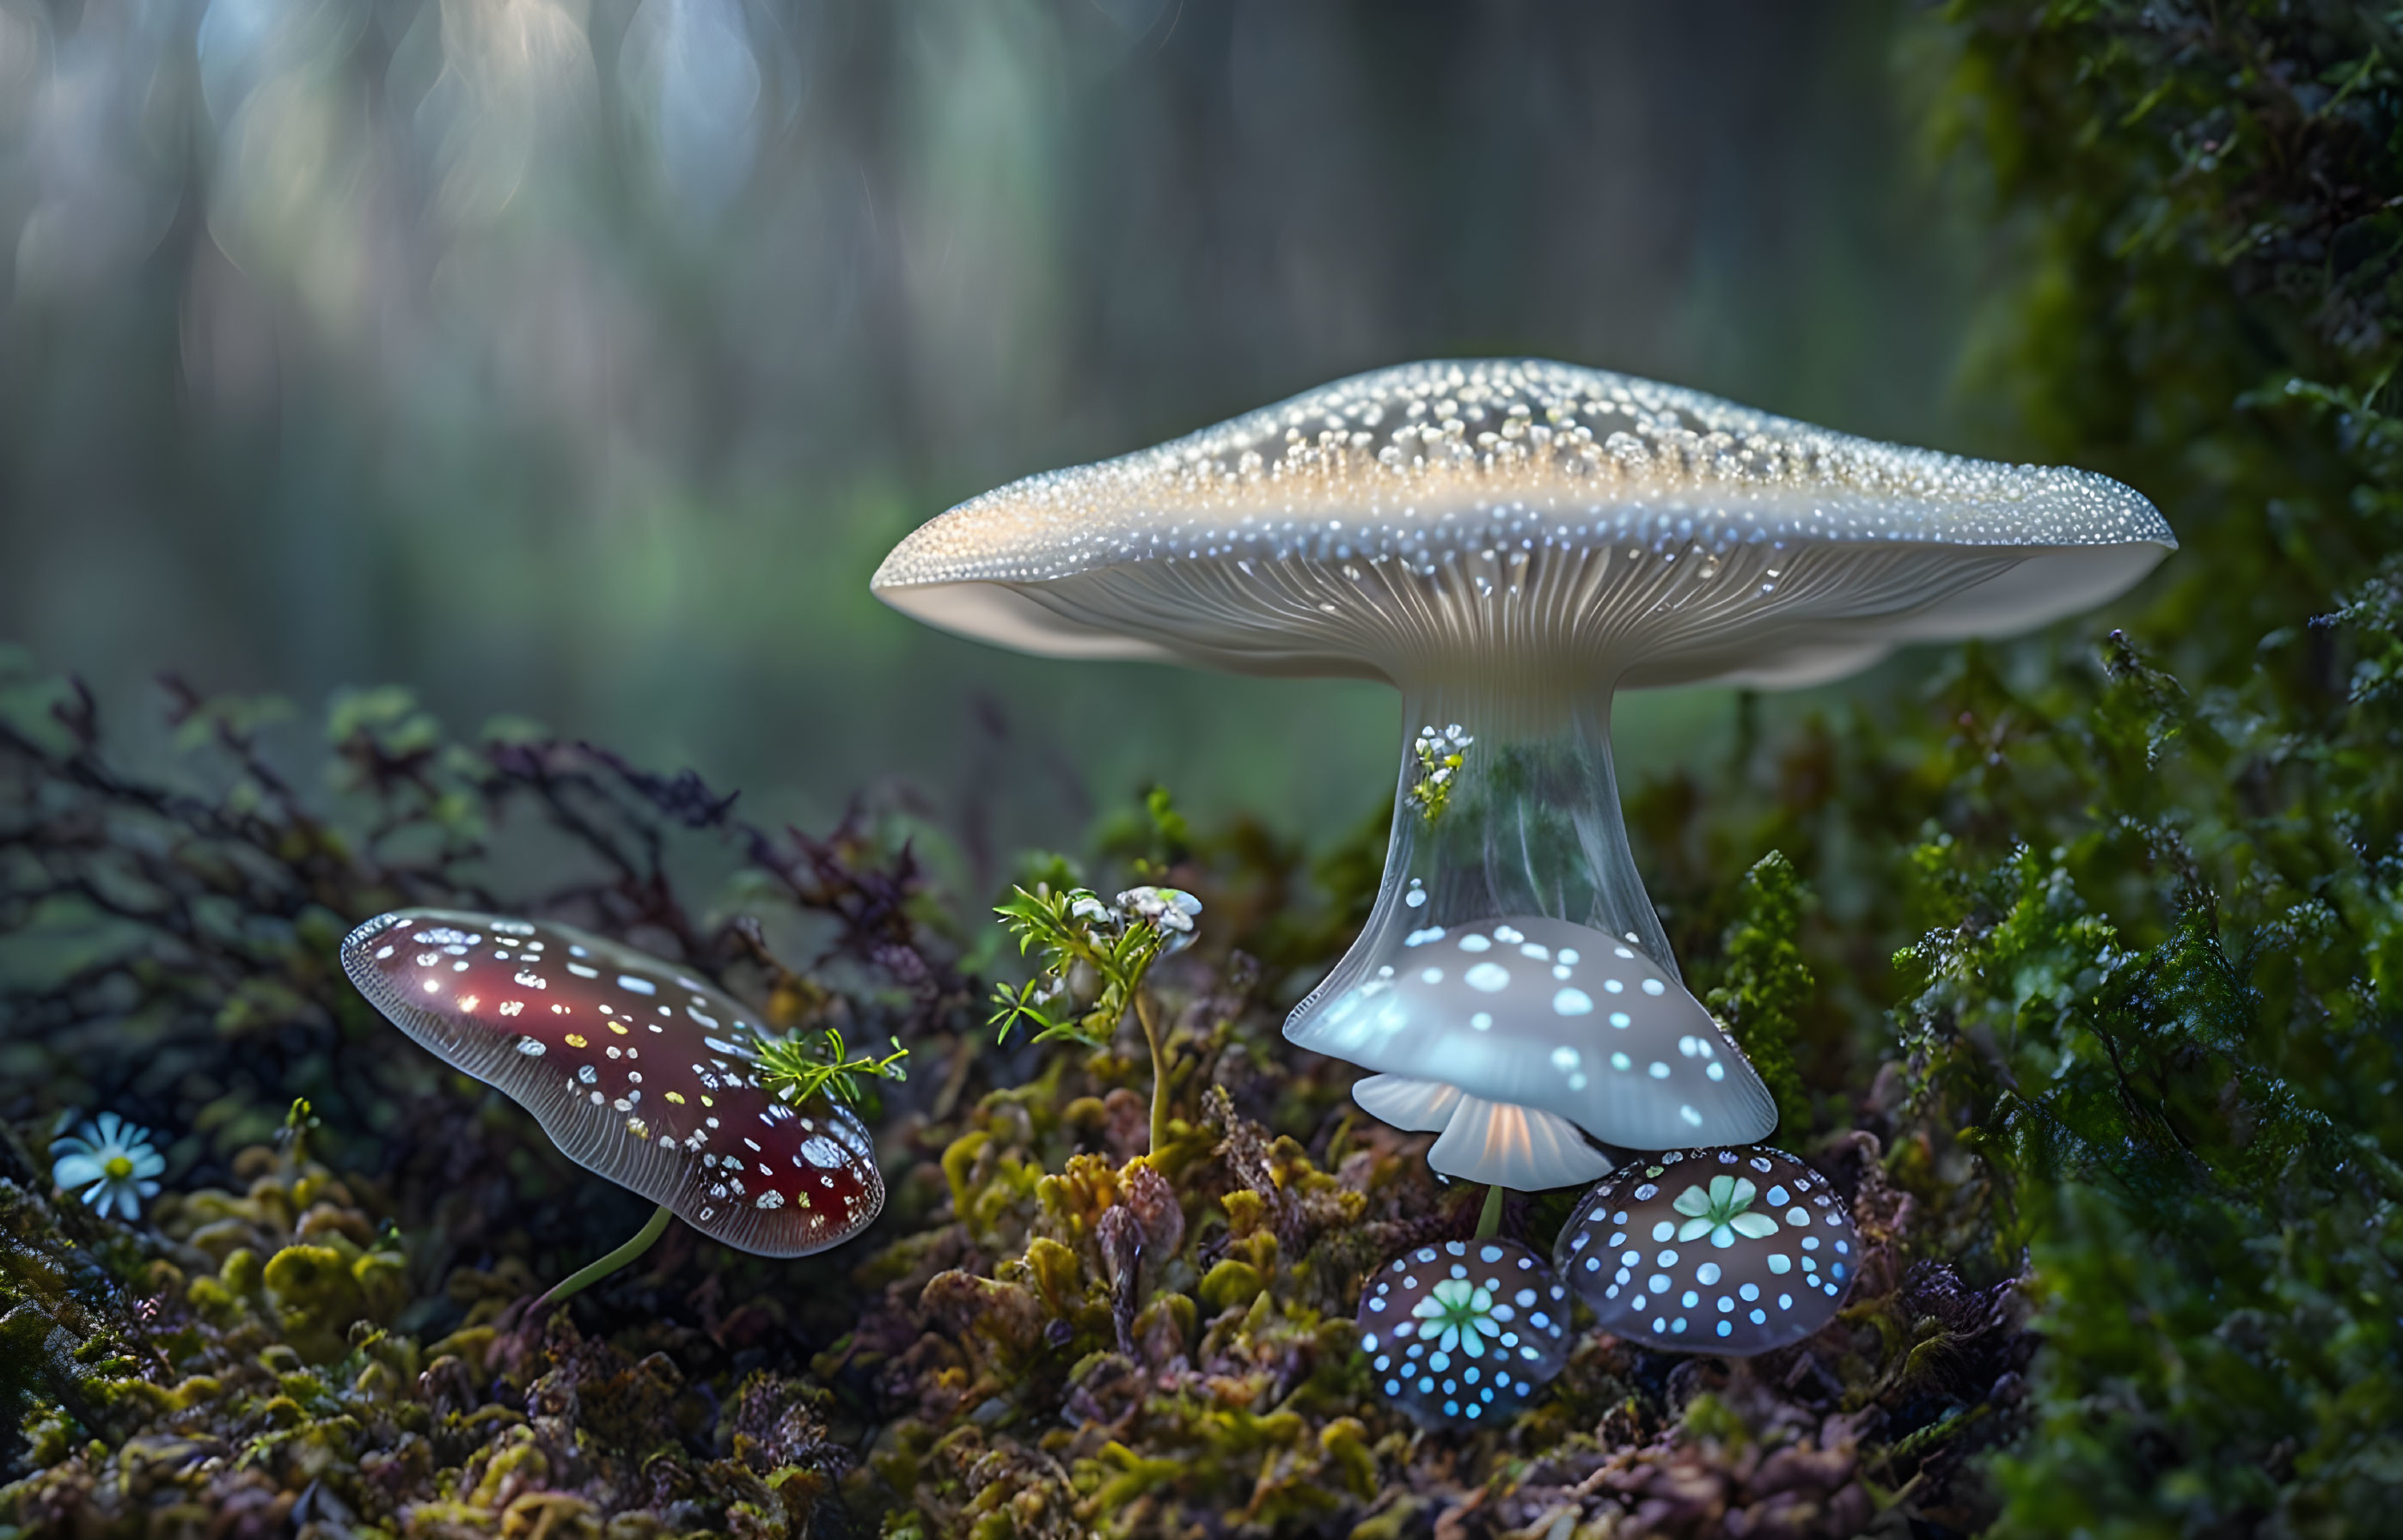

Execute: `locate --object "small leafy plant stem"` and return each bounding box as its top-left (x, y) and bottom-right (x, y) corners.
top-left (755, 1027), bottom-right (910, 1111)
top-left (987, 883), bottom-right (1202, 1158)
top-left (1131, 992), bottom-right (1171, 1154)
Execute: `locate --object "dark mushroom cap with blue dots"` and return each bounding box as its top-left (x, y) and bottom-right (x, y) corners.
top-left (341, 908), bottom-right (884, 1257)
top-left (1553, 1146), bottom-right (1856, 1355)
top-left (871, 358), bottom-right (2174, 689)
top-left (1357, 1238), bottom-right (1570, 1428)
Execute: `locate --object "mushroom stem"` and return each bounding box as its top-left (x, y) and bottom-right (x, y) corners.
top-left (1291, 678), bottom-right (1679, 1060)
top-left (1475, 1183), bottom-right (1506, 1240)
top-left (530, 1203), bottom-right (673, 1314)
top-left (1133, 991), bottom-right (1171, 1154)
top-left (1390, 679), bottom-right (1671, 970)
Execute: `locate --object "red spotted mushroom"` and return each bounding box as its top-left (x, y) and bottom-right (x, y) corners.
top-left (341, 908), bottom-right (884, 1303)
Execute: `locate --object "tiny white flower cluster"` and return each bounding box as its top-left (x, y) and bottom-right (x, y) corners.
top-left (1405, 724), bottom-right (1475, 824)
top-left (1114, 885), bottom-right (1203, 953)
top-left (1415, 723), bottom-right (1473, 762)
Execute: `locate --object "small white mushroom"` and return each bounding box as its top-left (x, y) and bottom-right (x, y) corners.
top-left (1325, 916), bottom-right (1774, 1177)
top-left (1351, 1072), bottom-right (1613, 1189)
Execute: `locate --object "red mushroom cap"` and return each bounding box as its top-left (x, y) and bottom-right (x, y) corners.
top-left (342, 908), bottom-right (883, 1256)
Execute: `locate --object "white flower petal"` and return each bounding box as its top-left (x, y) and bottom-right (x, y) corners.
top-left (51, 1154), bottom-right (104, 1188)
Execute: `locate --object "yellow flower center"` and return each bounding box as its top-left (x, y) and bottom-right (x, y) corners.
top-left (104, 1155), bottom-right (134, 1181)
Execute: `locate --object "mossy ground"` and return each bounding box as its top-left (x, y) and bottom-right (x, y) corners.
top-left (0, 662), bottom-right (2036, 1537)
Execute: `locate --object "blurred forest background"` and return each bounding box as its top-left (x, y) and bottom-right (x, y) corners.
top-left (0, 0), bottom-right (1979, 854)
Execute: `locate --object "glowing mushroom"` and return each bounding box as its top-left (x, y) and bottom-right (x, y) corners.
top-left (1552, 1146), bottom-right (1856, 1354)
top-left (872, 359), bottom-right (2174, 1187)
top-left (1341, 915), bottom-right (1758, 1187)
top-left (341, 909), bottom-right (884, 1302)
top-left (1357, 1238), bottom-right (1570, 1427)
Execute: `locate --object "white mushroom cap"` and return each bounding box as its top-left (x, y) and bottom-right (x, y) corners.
top-left (1312, 916), bottom-right (1774, 1156)
top-left (872, 359), bottom-right (2174, 688)
top-left (1352, 1074), bottom-right (1615, 1189)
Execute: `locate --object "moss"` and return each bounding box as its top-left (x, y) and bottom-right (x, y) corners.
top-left (1196, 1258), bottom-right (1263, 1312)
top-left (1698, 852), bottom-right (1817, 1139)
top-left (261, 1244), bottom-right (369, 1362)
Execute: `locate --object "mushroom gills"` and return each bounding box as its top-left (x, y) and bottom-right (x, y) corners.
top-left (1354, 1074), bottom-right (1614, 1189)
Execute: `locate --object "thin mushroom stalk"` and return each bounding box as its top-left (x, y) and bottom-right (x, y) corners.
top-left (1474, 1182), bottom-right (1506, 1241)
top-left (529, 1203), bottom-right (673, 1314)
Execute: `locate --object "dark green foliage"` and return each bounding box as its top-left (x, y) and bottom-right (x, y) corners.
top-left (1601, 6), bottom-right (2403, 1531)
top-left (1858, 3), bottom-right (2403, 1531)
top-left (1701, 852), bottom-right (1817, 1139)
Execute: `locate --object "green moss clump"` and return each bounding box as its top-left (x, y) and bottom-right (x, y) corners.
top-left (1701, 851), bottom-right (1817, 1138)
top-left (260, 1245), bottom-right (369, 1363)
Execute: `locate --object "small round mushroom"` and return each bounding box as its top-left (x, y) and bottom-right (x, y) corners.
top-left (1358, 1238), bottom-right (1570, 1427)
top-left (341, 908), bottom-right (884, 1291)
top-left (1552, 1146), bottom-right (1856, 1355)
top-left (873, 361), bottom-right (2174, 1180)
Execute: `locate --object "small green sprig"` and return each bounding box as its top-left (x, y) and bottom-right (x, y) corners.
top-left (986, 885), bottom-right (1195, 1047)
top-left (278, 1097), bottom-right (321, 1164)
top-left (1404, 724), bottom-right (1474, 825)
top-left (987, 883), bottom-right (1201, 1154)
top-left (755, 1027), bottom-right (910, 1109)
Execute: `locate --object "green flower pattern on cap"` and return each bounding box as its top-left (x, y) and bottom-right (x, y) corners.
top-left (1410, 1276), bottom-right (1501, 1355)
top-left (1673, 1174), bottom-right (1782, 1248)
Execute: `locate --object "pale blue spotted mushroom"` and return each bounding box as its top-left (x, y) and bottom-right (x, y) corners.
top-left (870, 360), bottom-right (2173, 1184)
top-left (1339, 914), bottom-right (1769, 1186)
top-left (1356, 1238), bottom-right (1571, 1427)
top-left (1553, 1146), bottom-right (1858, 1355)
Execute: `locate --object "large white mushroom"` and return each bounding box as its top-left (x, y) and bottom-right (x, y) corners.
top-left (874, 359), bottom-right (2174, 1188)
